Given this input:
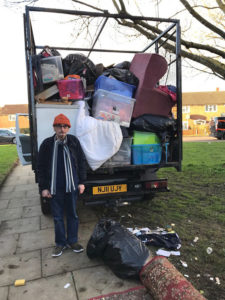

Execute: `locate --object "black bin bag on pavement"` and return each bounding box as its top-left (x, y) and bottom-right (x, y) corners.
top-left (87, 219), bottom-right (150, 279)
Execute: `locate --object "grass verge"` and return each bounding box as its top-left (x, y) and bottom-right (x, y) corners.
top-left (93, 141), bottom-right (225, 300)
top-left (0, 145), bottom-right (18, 186)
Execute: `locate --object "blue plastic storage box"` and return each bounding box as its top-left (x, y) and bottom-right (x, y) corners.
top-left (95, 75), bottom-right (136, 98)
top-left (132, 144), bottom-right (161, 165)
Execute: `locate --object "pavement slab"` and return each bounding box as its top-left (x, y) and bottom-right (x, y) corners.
top-left (42, 246), bottom-right (103, 277)
top-left (40, 214), bottom-right (54, 229)
top-left (0, 216), bottom-right (40, 236)
top-left (22, 205), bottom-right (42, 218)
top-left (78, 207), bottom-right (99, 224)
top-left (0, 190), bottom-right (27, 201)
top-left (0, 207), bottom-right (23, 222)
top-left (78, 221), bottom-right (96, 242)
top-left (8, 272), bottom-right (77, 300)
top-left (0, 234), bottom-right (19, 257)
top-left (17, 228), bottom-right (54, 253)
top-left (73, 265), bottom-right (140, 300)
top-left (0, 200), bottom-right (9, 210)
top-left (0, 250), bottom-right (41, 286)
top-left (8, 196), bottom-right (39, 208)
top-left (0, 286), bottom-right (8, 300)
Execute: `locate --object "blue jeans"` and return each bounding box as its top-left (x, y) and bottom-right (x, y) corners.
top-left (50, 190), bottom-right (79, 246)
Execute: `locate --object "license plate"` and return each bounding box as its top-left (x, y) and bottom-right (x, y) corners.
top-left (92, 184), bottom-right (127, 195)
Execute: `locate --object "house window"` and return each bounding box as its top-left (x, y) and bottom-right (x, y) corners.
top-left (205, 105), bottom-right (217, 112)
top-left (8, 114), bottom-right (16, 121)
top-left (182, 121), bottom-right (189, 130)
top-left (182, 106), bottom-right (190, 113)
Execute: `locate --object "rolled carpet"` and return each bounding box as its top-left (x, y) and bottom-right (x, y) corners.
top-left (140, 256), bottom-right (206, 300)
top-left (88, 285), bottom-right (153, 300)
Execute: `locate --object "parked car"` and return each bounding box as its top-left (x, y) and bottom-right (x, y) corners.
top-left (0, 129), bottom-right (17, 144)
top-left (215, 117), bottom-right (225, 139)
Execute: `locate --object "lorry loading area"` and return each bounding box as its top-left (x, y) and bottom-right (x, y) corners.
top-left (16, 6), bottom-right (182, 213)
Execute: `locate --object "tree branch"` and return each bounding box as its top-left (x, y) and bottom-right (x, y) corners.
top-left (216, 0), bottom-right (225, 13)
top-left (179, 0), bottom-right (225, 39)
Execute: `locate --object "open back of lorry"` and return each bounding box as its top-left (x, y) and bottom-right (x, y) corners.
top-left (17, 6), bottom-right (182, 214)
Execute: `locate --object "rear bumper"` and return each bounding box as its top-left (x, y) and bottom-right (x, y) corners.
top-left (80, 178), bottom-right (168, 206)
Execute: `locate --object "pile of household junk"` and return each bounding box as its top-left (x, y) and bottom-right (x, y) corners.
top-left (33, 47), bottom-right (177, 170)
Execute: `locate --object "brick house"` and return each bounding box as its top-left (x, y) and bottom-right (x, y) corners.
top-left (0, 104), bottom-right (29, 130)
top-left (180, 91), bottom-right (225, 136)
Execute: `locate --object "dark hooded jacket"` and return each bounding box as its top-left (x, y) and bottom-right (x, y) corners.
top-left (37, 134), bottom-right (87, 192)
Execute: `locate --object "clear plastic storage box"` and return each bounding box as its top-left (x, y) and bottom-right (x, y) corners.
top-left (103, 138), bottom-right (132, 167)
top-left (92, 89), bottom-right (136, 127)
top-left (40, 56), bottom-right (64, 84)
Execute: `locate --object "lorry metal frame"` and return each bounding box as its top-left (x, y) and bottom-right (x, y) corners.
top-left (20, 6), bottom-right (182, 213)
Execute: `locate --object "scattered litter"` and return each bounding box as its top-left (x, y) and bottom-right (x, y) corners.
top-left (156, 249), bottom-right (180, 257)
top-left (194, 257), bottom-right (198, 261)
top-left (206, 247), bottom-right (213, 254)
top-left (193, 237), bottom-right (199, 243)
top-left (184, 274), bottom-right (189, 278)
top-left (156, 249), bottom-right (170, 257)
top-left (210, 277), bottom-right (214, 281)
top-left (171, 223), bottom-right (175, 227)
top-left (197, 274), bottom-right (201, 278)
top-left (128, 227), bottom-right (181, 250)
top-left (215, 277), bottom-right (220, 285)
top-left (188, 220), bottom-right (192, 223)
top-left (166, 224), bottom-right (172, 232)
top-left (64, 283), bottom-right (71, 289)
top-left (14, 279), bottom-right (26, 287)
top-left (170, 251), bottom-right (181, 256)
top-left (127, 213), bottom-right (132, 218)
top-left (200, 290), bottom-right (204, 295)
top-left (180, 260), bottom-right (188, 268)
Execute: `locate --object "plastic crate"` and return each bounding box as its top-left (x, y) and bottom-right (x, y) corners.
top-left (95, 75), bottom-right (136, 97)
top-left (57, 79), bottom-right (85, 100)
top-left (40, 56), bottom-right (64, 83)
top-left (103, 138), bottom-right (132, 167)
top-left (132, 144), bottom-right (162, 165)
top-left (133, 131), bottom-right (160, 145)
top-left (132, 143), bottom-right (169, 165)
top-left (92, 89), bottom-right (136, 127)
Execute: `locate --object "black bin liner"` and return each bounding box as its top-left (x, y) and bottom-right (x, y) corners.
top-left (103, 68), bottom-right (139, 87)
top-left (131, 114), bottom-right (177, 142)
top-left (87, 219), bottom-right (150, 279)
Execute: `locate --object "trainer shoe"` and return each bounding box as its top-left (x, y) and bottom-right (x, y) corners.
top-left (69, 243), bottom-right (84, 253)
top-left (52, 245), bottom-right (66, 257)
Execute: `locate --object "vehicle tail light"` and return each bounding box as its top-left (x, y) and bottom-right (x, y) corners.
top-left (145, 180), bottom-right (167, 190)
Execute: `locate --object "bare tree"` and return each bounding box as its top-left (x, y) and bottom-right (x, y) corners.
top-left (71, 0), bottom-right (225, 80)
top-left (4, 0), bottom-right (225, 79)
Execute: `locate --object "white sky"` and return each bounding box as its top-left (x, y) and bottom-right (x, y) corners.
top-left (0, 0), bottom-right (224, 107)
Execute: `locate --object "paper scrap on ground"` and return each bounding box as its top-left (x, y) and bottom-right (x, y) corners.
top-left (156, 249), bottom-right (180, 257)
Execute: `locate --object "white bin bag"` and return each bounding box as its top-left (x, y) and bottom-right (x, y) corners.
top-left (73, 101), bottom-right (122, 170)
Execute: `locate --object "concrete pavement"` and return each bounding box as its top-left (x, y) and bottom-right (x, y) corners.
top-left (0, 165), bottom-right (140, 300)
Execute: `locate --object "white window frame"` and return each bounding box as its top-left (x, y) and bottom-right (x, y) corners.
top-left (182, 121), bottom-right (189, 130)
top-left (8, 114), bottom-right (16, 121)
top-left (182, 106), bottom-right (190, 113)
top-left (205, 105), bottom-right (217, 112)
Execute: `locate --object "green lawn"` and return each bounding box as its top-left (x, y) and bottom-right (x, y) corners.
top-left (0, 145), bottom-right (18, 185)
top-left (94, 141), bottom-right (225, 299)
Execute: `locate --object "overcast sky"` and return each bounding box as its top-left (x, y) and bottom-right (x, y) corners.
top-left (0, 0), bottom-right (224, 107)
